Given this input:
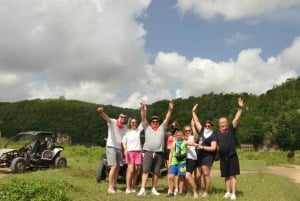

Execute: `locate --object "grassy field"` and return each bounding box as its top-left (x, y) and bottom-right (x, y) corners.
top-left (0, 140), bottom-right (300, 201)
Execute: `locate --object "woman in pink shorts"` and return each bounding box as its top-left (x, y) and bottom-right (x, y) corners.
top-left (122, 117), bottom-right (144, 193)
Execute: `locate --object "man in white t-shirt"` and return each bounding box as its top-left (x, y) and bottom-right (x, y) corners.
top-left (137, 101), bottom-right (174, 196)
top-left (97, 106), bottom-right (127, 194)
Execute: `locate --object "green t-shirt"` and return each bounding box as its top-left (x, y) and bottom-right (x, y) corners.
top-left (171, 140), bottom-right (187, 165)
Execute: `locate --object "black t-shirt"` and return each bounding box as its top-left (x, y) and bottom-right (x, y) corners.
top-left (198, 128), bottom-right (217, 157)
top-left (216, 124), bottom-right (237, 158)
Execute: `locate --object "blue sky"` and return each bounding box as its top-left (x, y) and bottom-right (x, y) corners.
top-left (142, 0), bottom-right (300, 62)
top-left (0, 0), bottom-right (300, 108)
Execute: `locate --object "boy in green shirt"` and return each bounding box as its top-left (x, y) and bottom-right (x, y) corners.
top-left (167, 130), bottom-right (198, 197)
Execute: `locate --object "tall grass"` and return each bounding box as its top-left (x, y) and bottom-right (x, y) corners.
top-left (0, 139), bottom-right (299, 201)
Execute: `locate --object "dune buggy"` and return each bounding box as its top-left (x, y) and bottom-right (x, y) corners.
top-left (0, 131), bottom-right (67, 173)
top-left (96, 153), bottom-right (167, 183)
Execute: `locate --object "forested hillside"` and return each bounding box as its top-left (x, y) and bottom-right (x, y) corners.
top-left (0, 77), bottom-right (299, 150)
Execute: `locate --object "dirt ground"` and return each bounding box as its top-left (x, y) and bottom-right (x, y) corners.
top-left (0, 166), bottom-right (300, 184)
top-left (265, 165), bottom-right (300, 184)
top-left (210, 165), bottom-right (300, 184)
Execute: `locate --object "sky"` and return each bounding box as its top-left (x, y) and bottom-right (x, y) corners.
top-left (0, 0), bottom-right (300, 109)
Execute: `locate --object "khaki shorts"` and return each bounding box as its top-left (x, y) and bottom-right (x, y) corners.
top-left (106, 146), bottom-right (124, 166)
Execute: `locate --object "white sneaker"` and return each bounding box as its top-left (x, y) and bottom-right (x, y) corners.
top-left (174, 188), bottom-right (178, 195)
top-left (137, 189), bottom-right (146, 196)
top-left (202, 192), bottom-right (208, 197)
top-left (108, 188), bottom-right (116, 194)
top-left (224, 192), bottom-right (231, 198)
top-left (231, 194), bottom-right (236, 200)
top-left (151, 188), bottom-right (160, 195)
top-left (125, 189), bottom-right (131, 194)
top-left (131, 189), bottom-right (136, 193)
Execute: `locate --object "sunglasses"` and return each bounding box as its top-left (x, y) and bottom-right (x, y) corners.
top-left (184, 129), bottom-right (192, 132)
top-left (205, 124), bottom-right (211, 128)
top-left (151, 120), bottom-right (159, 123)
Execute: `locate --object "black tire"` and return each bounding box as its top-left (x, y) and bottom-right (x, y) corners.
top-left (10, 157), bottom-right (26, 173)
top-left (96, 164), bottom-right (107, 182)
top-left (55, 157), bottom-right (67, 168)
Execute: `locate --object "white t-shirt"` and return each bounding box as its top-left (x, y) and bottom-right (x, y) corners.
top-left (143, 123), bottom-right (166, 152)
top-left (106, 119), bottom-right (127, 149)
top-left (122, 123), bottom-right (144, 151)
top-left (187, 135), bottom-right (197, 160)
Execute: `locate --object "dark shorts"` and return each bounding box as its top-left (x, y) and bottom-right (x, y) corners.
top-left (198, 154), bottom-right (214, 166)
top-left (142, 151), bottom-right (163, 174)
top-left (220, 154), bottom-right (240, 177)
top-left (186, 159), bottom-right (198, 173)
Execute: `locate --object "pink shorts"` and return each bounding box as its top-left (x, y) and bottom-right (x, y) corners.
top-left (125, 151), bottom-right (142, 165)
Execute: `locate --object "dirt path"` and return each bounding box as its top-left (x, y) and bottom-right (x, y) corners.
top-left (1, 166), bottom-right (300, 184)
top-left (265, 165), bottom-right (300, 184)
top-left (210, 165), bottom-right (300, 184)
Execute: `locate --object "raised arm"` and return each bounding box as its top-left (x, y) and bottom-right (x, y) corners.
top-left (192, 104), bottom-right (202, 132)
top-left (97, 106), bottom-right (112, 124)
top-left (232, 97), bottom-right (244, 128)
top-left (162, 101), bottom-right (174, 127)
top-left (191, 119), bottom-right (199, 142)
top-left (140, 100), bottom-right (147, 127)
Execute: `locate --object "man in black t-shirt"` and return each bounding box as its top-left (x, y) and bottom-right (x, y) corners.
top-left (216, 97), bottom-right (244, 201)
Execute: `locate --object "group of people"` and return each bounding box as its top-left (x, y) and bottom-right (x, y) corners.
top-left (97, 97), bottom-right (244, 200)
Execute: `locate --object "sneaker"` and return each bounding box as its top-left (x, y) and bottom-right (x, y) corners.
top-left (178, 192), bottom-right (185, 197)
top-left (197, 189), bottom-right (203, 196)
top-left (224, 192), bottom-right (231, 198)
top-left (125, 189), bottom-right (131, 194)
top-left (231, 194), bottom-right (236, 200)
top-left (131, 189), bottom-right (136, 193)
top-left (202, 192), bottom-right (208, 197)
top-left (174, 188), bottom-right (178, 195)
top-left (193, 192), bottom-right (198, 198)
top-left (108, 188), bottom-right (116, 194)
top-left (151, 188), bottom-right (160, 196)
top-left (166, 193), bottom-right (174, 197)
top-left (137, 189), bottom-right (146, 196)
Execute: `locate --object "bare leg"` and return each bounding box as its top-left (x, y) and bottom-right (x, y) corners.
top-left (185, 172), bottom-right (197, 195)
top-left (225, 176), bottom-right (231, 193)
top-left (109, 165), bottom-right (120, 190)
top-left (152, 172), bottom-right (158, 188)
top-left (230, 175), bottom-right (237, 195)
top-left (195, 167), bottom-right (203, 192)
top-left (168, 174), bottom-right (175, 193)
top-left (140, 172), bottom-right (149, 188)
top-left (126, 164), bottom-right (134, 191)
top-left (131, 164), bottom-right (139, 190)
top-left (178, 175), bottom-right (185, 193)
top-left (202, 165), bottom-right (212, 194)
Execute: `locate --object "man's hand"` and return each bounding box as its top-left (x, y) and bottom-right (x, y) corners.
top-left (192, 104), bottom-right (198, 112)
top-left (97, 106), bottom-right (103, 114)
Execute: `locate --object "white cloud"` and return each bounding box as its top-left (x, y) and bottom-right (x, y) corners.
top-left (278, 37), bottom-right (300, 69)
top-left (0, 0), bottom-right (299, 109)
top-left (175, 0), bottom-right (300, 20)
top-left (144, 44), bottom-right (298, 102)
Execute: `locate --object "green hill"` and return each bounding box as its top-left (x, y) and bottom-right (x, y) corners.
top-left (0, 77), bottom-right (299, 150)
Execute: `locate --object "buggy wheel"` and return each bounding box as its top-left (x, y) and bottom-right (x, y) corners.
top-left (11, 157), bottom-right (26, 173)
top-left (55, 157), bottom-right (67, 168)
top-left (96, 164), bottom-right (107, 182)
